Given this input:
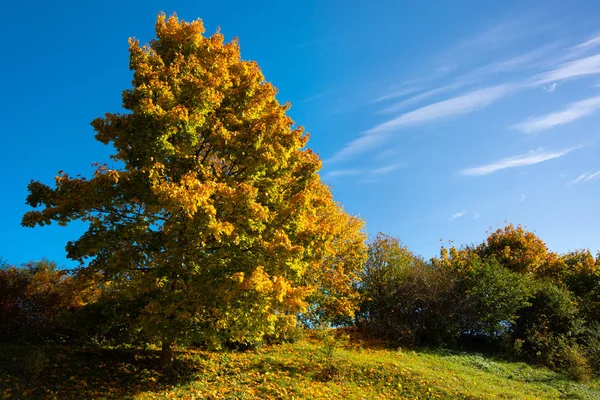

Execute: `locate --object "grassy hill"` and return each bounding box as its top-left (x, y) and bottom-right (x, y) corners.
top-left (1, 332), bottom-right (599, 399)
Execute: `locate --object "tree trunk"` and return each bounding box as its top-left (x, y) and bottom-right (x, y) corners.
top-left (160, 339), bottom-right (175, 374)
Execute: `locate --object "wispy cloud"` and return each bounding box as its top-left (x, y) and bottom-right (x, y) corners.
top-left (453, 15), bottom-right (552, 53)
top-left (297, 92), bottom-right (330, 104)
top-left (331, 23), bottom-right (600, 164)
top-left (325, 163), bottom-right (404, 180)
top-left (512, 96), bottom-right (600, 133)
top-left (378, 81), bottom-right (471, 114)
top-left (326, 135), bottom-right (387, 164)
top-left (378, 46), bottom-right (555, 115)
top-left (371, 163), bottom-right (405, 175)
top-left (371, 86), bottom-right (422, 104)
top-left (572, 34), bottom-right (600, 51)
top-left (369, 84), bottom-right (515, 134)
top-left (570, 171), bottom-right (600, 184)
top-left (459, 146), bottom-right (584, 176)
top-left (473, 212), bottom-right (481, 219)
top-left (326, 169), bottom-right (363, 178)
top-left (449, 211), bottom-right (466, 221)
top-left (375, 148), bottom-right (400, 160)
top-left (556, 34), bottom-right (600, 63)
top-left (329, 84), bottom-right (515, 163)
top-left (519, 194), bottom-right (526, 202)
top-left (533, 53), bottom-right (600, 85)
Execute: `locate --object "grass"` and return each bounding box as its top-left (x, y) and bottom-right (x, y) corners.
top-left (0, 331), bottom-right (599, 399)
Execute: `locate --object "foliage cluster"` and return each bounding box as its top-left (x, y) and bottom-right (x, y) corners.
top-left (359, 225), bottom-right (600, 381)
top-left (18, 13), bottom-right (367, 371)
top-left (0, 259), bottom-right (98, 343)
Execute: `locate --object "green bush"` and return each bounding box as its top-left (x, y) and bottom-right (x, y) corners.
top-left (580, 322), bottom-right (600, 376)
top-left (461, 259), bottom-right (532, 337)
top-left (513, 280), bottom-right (583, 367)
top-left (358, 234), bottom-right (464, 346)
top-left (560, 344), bottom-right (592, 382)
top-left (66, 289), bottom-right (151, 347)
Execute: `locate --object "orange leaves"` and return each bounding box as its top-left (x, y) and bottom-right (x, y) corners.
top-left (480, 224), bottom-right (552, 275)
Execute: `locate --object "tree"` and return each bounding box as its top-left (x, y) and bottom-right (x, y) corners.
top-left (461, 258), bottom-right (532, 337)
top-left (22, 13), bottom-right (365, 372)
top-left (478, 224), bottom-right (551, 275)
top-left (358, 234), bottom-right (464, 346)
top-left (0, 259), bottom-right (98, 342)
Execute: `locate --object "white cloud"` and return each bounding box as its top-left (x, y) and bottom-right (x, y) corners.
top-left (298, 92), bottom-right (329, 103)
top-left (449, 211), bottom-right (466, 221)
top-left (326, 169), bottom-right (363, 178)
top-left (459, 146), bottom-right (583, 176)
top-left (519, 194), bottom-right (526, 202)
top-left (473, 212), bottom-right (481, 219)
top-left (372, 86), bottom-right (422, 103)
top-left (326, 135), bottom-right (387, 164)
top-left (331, 28), bottom-right (600, 164)
top-left (368, 84), bottom-right (515, 134)
top-left (371, 163), bottom-right (405, 175)
top-left (325, 163), bottom-right (404, 180)
top-left (512, 96), bottom-right (600, 133)
top-left (533, 53), bottom-right (600, 85)
top-left (573, 35), bottom-right (600, 50)
top-left (557, 34), bottom-right (600, 63)
top-left (378, 81), bottom-right (471, 114)
top-left (570, 171), bottom-right (600, 184)
top-left (329, 85), bottom-right (515, 163)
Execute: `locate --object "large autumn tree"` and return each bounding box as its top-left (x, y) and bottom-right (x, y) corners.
top-left (22, 14), bottom-right (366, 371)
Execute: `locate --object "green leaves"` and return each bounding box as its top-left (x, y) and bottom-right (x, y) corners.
top-left (22, 13), bottom-right (366, 360)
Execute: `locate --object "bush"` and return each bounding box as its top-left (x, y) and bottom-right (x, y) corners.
top-left (0, 260), bottom-right (97, 343)
top-left (461, 259), bottom-right (532, 337)
top-left (513, 281), bottom-right (583, 367)
top-left (65, 280), bottom-right (151, 347)
top-left (560, 344), bottom-right (592, 382)
top-left (580, 322), bottom-right (600, 376)
top-left (358, 234), bottom-right (464, 346)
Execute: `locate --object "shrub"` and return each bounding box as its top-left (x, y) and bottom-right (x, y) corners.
top-left (580, 322), bottom-right (600, 376)
top-left (461, 259), bottom-right (532, 337)
top-left (0, 260), bottom-right (97, 343)
top-left (513, 280), bottom-right (583, 368)
top-left (358, 234), bottom-right (464, 346)
top-left (560, 344), bottom-right (592, 382)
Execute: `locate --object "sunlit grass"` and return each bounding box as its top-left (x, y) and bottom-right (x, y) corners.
top-left (1, 332), bottom-right (598, 399)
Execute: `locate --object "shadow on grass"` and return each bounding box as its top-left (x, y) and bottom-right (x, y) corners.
top-left (0, 344), bottom-right (199, 399)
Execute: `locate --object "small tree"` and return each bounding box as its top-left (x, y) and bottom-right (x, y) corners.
top-left (461, 259), bottom-right (532, 337)
top-left (0, 260), bottom-right (98, 342)
top-left (22, 14), bottom-right (365, 372)
top-left (478, 224), bottom-right (550, 275)
top-left (359, 234), bottom-right (464, 346)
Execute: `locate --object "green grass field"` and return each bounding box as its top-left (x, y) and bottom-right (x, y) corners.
top-left (1, 332), bottom-right (599, 399)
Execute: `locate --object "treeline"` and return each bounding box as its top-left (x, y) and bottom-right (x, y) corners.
top-left (358, 224), bottom-right (600, 381)
top-left (2, 224), bottom-right (599, 380)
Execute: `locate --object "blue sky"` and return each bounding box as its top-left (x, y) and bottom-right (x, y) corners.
top-left (2, 0), bottom-right (600, 267)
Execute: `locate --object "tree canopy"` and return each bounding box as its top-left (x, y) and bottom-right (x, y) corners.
top-left (22, 13), bottom-right (366, 371)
